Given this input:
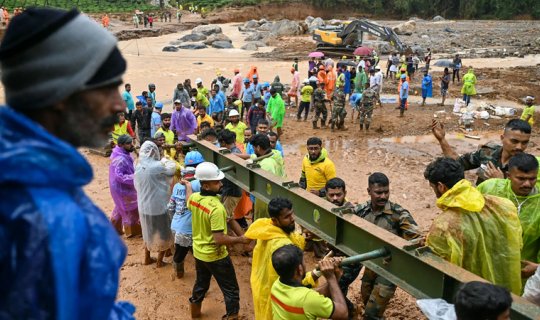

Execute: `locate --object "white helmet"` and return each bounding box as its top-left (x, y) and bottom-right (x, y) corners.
top-left (195, 162), bottom-right (225, 181)
top-left (303, 78), bottom-right (309, 84)
top-left (229, 109), bottom-right (240, 117)
top-left (195, 78), bottom-right (203, 84)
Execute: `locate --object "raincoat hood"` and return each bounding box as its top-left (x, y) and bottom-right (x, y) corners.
top-left (0, 107), bottom-right (93, 188)
top-left (245, 218), bottom-right (299, 242)
top-left (436, 179), bottom-right (485, 212)
top-left (274, 76), bottom-right (280, 82)
top-left (305, 147), bottom-right (329, 165)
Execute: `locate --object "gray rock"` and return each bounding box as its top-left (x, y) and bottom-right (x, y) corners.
top-left (308, 17), bottom-right (324, 32)
top-left (444, 27), bottom-right (457, 33)
top-left (244, 19), bottom-right (260, 29)
top-left (270, 19), bottom-right (303, 37)
top-left (250, 41), bottom-right (267, 48)
top-left (421, 34), bottom-right (430, 39)
top-left (162, 46), bottom-right (179, 52)
top-left (304, 16), bottom-right (314, 25)
top-left (169, 40), bottom-right (182, 45)
top-left (432, 15), bottom-right (445, 22)
top-left (203, 33), bottom-right (232, 45)
top-left (212, 41), bottom-right (234, 49)
top-left (258, 18), bottom-right (268, 25)
top-left (192, 24), bottom-right (222, 36)
top-left (258, 22), bottom-right (273, 31)
top-left (327, 19), bottom-right (342, 25)
top-left (177, 42), bottom-right (207, 50)
top-left (536, 37), bottom-right (540, 45)
top-left (241, 42), bottom-right (259, 51)
top-left (392, 20), bottom-right (416, 35)
top-left (245, 32), bottom-right (265, 41)
top-left (180, 33), bottom-right (207, 42)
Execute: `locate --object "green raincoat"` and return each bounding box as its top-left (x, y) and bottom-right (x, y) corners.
top-left (461, 69), bottom-right (477, 95)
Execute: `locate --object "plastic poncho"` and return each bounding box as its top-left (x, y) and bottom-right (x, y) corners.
top-left (134, 141), bottom-right (176, 252)
top-left (421, 74), bottom-right (433, 98)
top-left (427, 179), bottom-right (523, 294)
top-left (109, 146), bottom-right (139, 227)
top-left (325, 66), bottom-right (336, 98)
top-left (461, 69), bottom-right (477, 96)
top-left (355, 70), bottom-right (367, 93)
top-left (0, 107), bottom-right (134, 319)
top-left (267, 94), bottom-right (285, 128)
top-left (247, 66), bottom-right (259, 82)
top-left (477, 178), bottom-right (540, 263)
top-left (245, 218), bottom-right (317, 320)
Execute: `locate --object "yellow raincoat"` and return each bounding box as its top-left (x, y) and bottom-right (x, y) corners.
top-left (245, 218), bottom-right (317, 320)
top-left (427, 179), bottom-right (523, 294)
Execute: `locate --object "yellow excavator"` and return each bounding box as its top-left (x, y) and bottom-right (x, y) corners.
top-left (313, 19), bottom-right (409, 56)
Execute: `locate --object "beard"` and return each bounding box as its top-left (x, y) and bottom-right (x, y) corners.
top-left (60, 94), bottom-right (117, 148)
top-left (281, 222), bottom-right (296, 234)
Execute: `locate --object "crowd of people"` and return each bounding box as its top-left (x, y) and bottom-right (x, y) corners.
top-left (2, 6), bottom-right (540, 320)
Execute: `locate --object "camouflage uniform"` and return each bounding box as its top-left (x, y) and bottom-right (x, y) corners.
top-left (358, 89), bottom-right (377, 130)
top-left (457, 142), bottom-right (505, 184)
top-left (354, 200), bottom-right (421, 320)
top-left (331, 88), bottom-right (347, 130)
top-left (312, 87), bottom-right (328, 128)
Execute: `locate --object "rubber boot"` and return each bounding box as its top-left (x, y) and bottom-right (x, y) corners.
top-left (191, 302), bottom-right (202, 319)
top-left (400, 109), bottom-right (404, 117)
top-left (330, 120), bottom-right (335, 131)
top-left (365, 123), bottom-right (370, 131)
top-left (312, 120), bottom-right (319, 129)
top-left (360, 123), bottom-right (364, 130)
top-left (174, 261), bottom-right (185, 279)
top-left (339, 120), bottom-right (347, 131)
top-left (321, 119), bottom-right (327, 128)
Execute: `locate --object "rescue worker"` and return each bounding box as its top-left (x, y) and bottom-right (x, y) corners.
top-left (188, 162), bottom-right (250, 319)
top-left (299, 137), bottom-right (336, 197)
top-left (477, 153), bottom-right (540, 276)
top-left (330, 83), bottom-right (347, 131)
top-left (312, 81), bottom-right (328, 129)
top-left (0, 8), bottom-right (135, 318)
top-left (354, 173), bottom-right (421, 319)
top-left (244, 198), bottom-right (318, 320)
top-left (431, 118), bottom-right (532, 184)
top-left (461, 67), bottom-right (477, 106)
top-left (521, 96), bottom-right (536, 126)
top-left (112, 111), bottom-right (135, 144)
top-left (355, 65), bottom-right (368, 93)
top-left (358, 88), bottom-right (377, 131)
top-left (424, 157), bottom-right (522, 294)
top-left (270, 245), bottom-right (349, 320)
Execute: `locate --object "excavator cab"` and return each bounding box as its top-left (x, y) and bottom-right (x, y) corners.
top-left (312, 21), bottom-right (353, 46)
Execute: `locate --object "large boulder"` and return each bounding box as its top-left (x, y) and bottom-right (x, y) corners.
top-left (192, 24), bottom-right (222, 36)
top-left (535, 37), bottom-right (540, 46)
top-left (177, 42), bottom-right (207, 50)
top-left (212, 41), bottom-right (234, 49)
top-left (241, 42), bottom-right (259, 51)
top-left (258, 18), bottom-right (268, 25)
top-left (304, 16), bottom-right (314, 25)
top-left (308, 17), bottom-right (324, 32)
top-left (392, 20), bottom-right (416, 35)
top-left (362, 40), bottom-right (393, 54)
top-left (245, 32), bottom-right (265, 41)
top-left (203, 33), bottom-right (232, 45)
top-left (432, 15), bottom-right (445, 22)
top-left (162, 46), bottom-right (179, 52)
top-left (244, 19), bottom-right (260, 29)
top-left (179, 33), bottom-right (207, 42)
top-left (258, 22), bottom-right (273, 32)
top-left (327, 19), bottom-right (342, 26)
top-left (270, 19), bottom-right (303, 37)
top-left (249, 41), bottom-right (266, 48)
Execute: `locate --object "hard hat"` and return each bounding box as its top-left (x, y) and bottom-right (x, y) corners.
top-left (174, 99), bottom-right (181, 104)
top-left (263, 81), bottom-right (270, 87)
top-left (195, 162), bottom-right (225, 181)
top-left (155, 102), bottom-right (164, 109)
top-left (375, 66), bottom-right (381, 70)
top-left (195, 78), bottom-right (202, 84)
top-left (216, 71), bottom-right (222, 76)
top-left (342, 55), bottom-right (347, 59)
top-left (185, 150), bottom-right (205, 166)
top-left (252, 74), bottom-right (258, 79)
top-left (526, 96), bottom-right (535, 101)
top-left (401, 74), bottom-right (407, 79)
top-left (229, 109), bottom-right (240, 117)
top-left (303, 78), bottom-right (309, 84)
top-left (243, 78), bottom-right (250, 83)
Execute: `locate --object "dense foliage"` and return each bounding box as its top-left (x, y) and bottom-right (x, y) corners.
top-left (1, 0), bottom-right (158, 13)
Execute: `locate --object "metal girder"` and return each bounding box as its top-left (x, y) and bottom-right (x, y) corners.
top-left (189, 135), bottom-right (540, 320)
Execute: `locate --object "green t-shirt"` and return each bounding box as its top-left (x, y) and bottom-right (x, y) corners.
top-left (188, 192), bottom-right (228, 262)
top-left (270, 279), bottom-right (334, 320)
top-left (251, 150), bottom-right (286, 178)
top-left (225, 121), bottom-right (248, 144)
top-left (196, 91), bottom-right (210, 107)
top-left (300, 85), bottom-right (313, 103)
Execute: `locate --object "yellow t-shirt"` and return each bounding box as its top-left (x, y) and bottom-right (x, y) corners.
top-left (301, 152), bottom-right (336, 192)
top-left (188, 193), bottom-right (228, 262)
top-left (197, 114), bottom-right (215, 127)
top-left (300, 85), bottom-right (313, 103)
top-left (271, 279), bottom-right (334, 320)
top-left (225, 121), bottom-right (248, 144)
top-left (521, 105), bottom-right (535, 125)
top-left (156, 127), bottom-right (176, 158)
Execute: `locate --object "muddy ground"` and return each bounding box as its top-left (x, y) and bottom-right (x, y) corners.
top-left (43, 8), bottom-right (540, 320)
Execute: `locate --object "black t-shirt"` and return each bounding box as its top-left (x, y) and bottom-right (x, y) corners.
top-left (221, 146), bottom-right (242, 197)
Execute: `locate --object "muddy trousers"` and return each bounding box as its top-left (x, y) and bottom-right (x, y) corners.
top-left (361, 268), bottom-right (396, 320)
top-left (297, 101), bottom-right (310, 120)
top-left (174, 244), bottom-right (191, 264)
top-left (313, 103), bottom-right (328, 125)
top-left (331, 106), bottom-right (347, 129)
top-left (190, 256), bottom-right (240, 316)
top-left (359, 109), bottom-right (373, 129)
top-left (339, 262), bottom-right (363, 319)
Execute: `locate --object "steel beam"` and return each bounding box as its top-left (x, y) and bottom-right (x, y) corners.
top-left (189, 135), bottom-right (540, 320)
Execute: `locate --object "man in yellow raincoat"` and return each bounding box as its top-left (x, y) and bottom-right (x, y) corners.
top-left (478, 153), bottom-right (540, 279)
top-left (461, 67), bottom-right (477, 106)
top-left (245, 197), bottom-right (318, 320)
top-left (424, 157), bottom-right (523, 294)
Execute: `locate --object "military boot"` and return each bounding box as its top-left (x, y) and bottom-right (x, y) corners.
top-left (365, 123), bottom-right (370, 130)
top-left (321, 119), bottom-right (327, 128)
top-left (330, 120), bottom-right (335, 131)
top-left (360, 123), bottom-right (364, 130)
top-left (312, 120), bottom-right (319, 129)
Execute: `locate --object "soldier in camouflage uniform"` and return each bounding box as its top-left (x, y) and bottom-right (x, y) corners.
top-left (354, 172), bottom-right (421, 320)
top-left (312, 81), bottom-right (328, 129)
top-left (358, 88), bottom-right (378, 131)
top-left (330, 83), bottom-right (347, 131)
top-left (432, 118), bottom-right (532, 184)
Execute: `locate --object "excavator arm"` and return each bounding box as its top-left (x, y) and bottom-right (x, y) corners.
top-left (338, 19), bottom-right (405, 53)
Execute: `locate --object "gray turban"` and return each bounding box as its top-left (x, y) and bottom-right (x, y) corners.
top-left (0, 8), bottom-right (126, 110)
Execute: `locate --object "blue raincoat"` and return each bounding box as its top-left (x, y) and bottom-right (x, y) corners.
top-left (421, 74), bottom-right (433, 98)
top-left (0, 107), bottom-right (135, 320)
